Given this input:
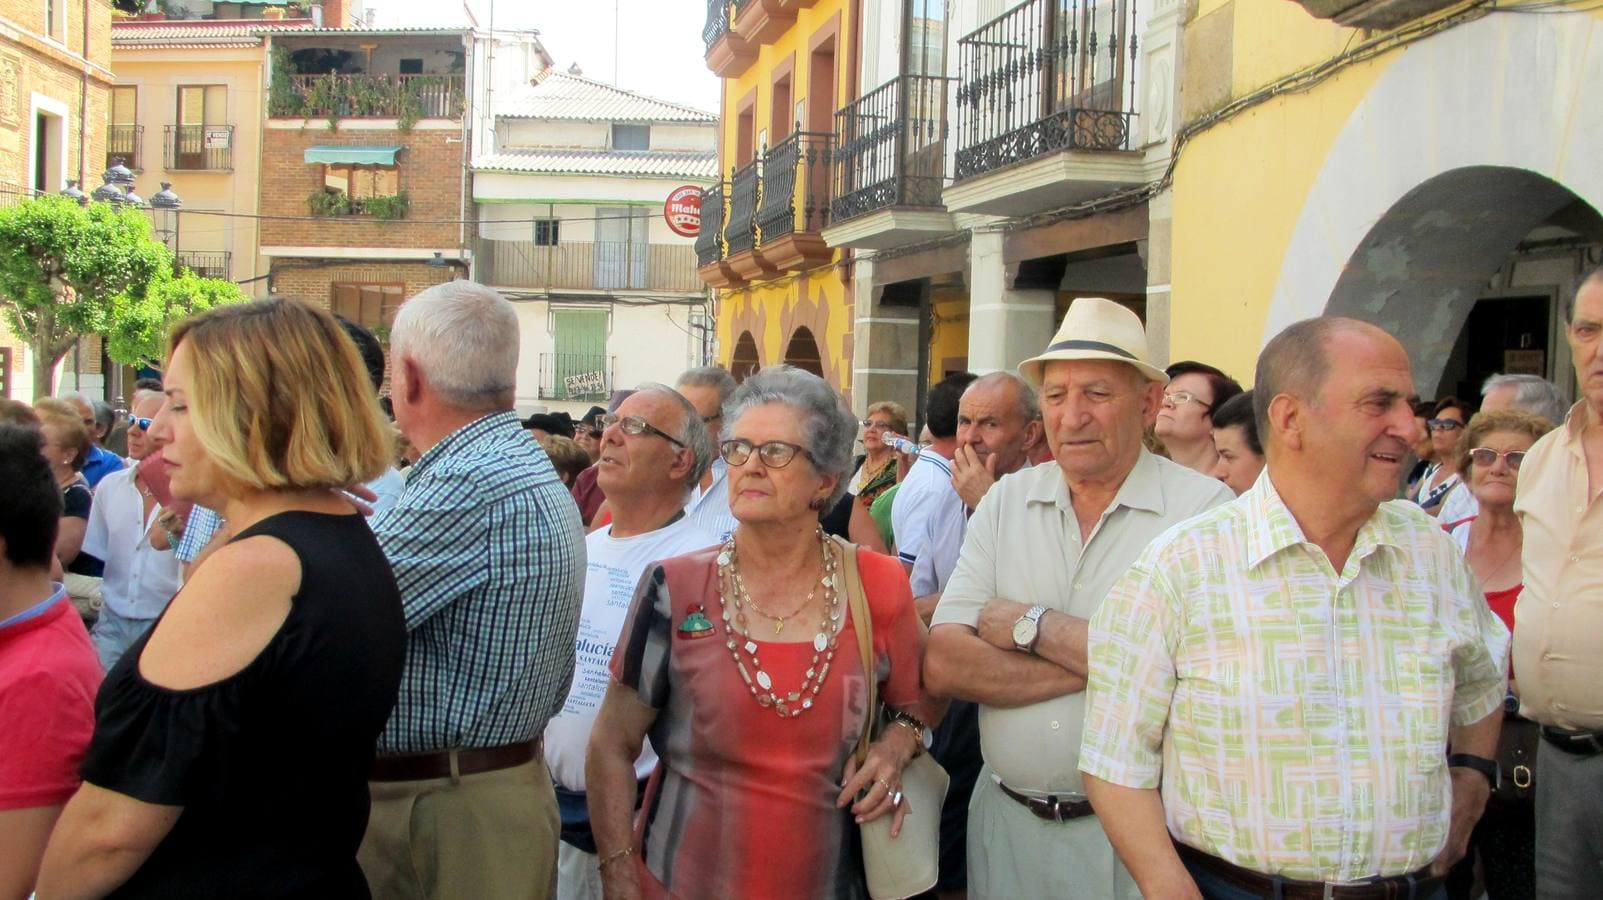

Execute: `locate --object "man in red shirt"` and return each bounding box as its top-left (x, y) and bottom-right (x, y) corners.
top-left (0, 423), bottom-right (103, 896)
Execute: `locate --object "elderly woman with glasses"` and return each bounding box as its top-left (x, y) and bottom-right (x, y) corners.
top-left (586, 365), bottom-right (942, 900)
top-left (1410, 396), bottom-right (1469, 516)
top-left (1439, 409), bottom-right (1552, 900)
top-left (821, 401), bottom-right (910, 552)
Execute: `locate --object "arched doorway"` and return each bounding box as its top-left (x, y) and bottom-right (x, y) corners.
top-left (782, 326), bottom-right (824, 378)
top-left (1263, 12), bottom-right (1603, 397)
top-left (730, 330), bottom-right (761, 382)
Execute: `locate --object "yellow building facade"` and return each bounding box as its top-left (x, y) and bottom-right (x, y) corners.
top-left (697, 0), bottom-right (857, 391)
top-left (1167, 0), bottom-right (1602, 400)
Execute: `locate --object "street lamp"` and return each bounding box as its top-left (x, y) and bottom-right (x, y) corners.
top-left (150, 182), bottom-right (182, 256)
top-left (103, 157), bottom-right (135, 185)
top-left (120, 184), bottom-right (146, 209)
top-left (90, 175), bottom-right (126, 205)
top-left (59, 180), bottom-right (88, 205)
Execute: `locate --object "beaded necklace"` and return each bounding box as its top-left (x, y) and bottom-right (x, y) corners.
top-left (716, 531), bottom-right (841, 718)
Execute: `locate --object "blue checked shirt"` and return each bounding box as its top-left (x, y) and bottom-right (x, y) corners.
top-left (374, 411), bottom-right (586, 753)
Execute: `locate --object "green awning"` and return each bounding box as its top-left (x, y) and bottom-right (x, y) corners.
top-left (304, 146), bottom-right (402, 166)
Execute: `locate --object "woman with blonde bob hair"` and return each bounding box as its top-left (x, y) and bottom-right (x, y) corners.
top-left (39, 299), bottom-right (409, 898)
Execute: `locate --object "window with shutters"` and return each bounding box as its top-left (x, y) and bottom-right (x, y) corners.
top-left (610, 124), bottom-right (650, 150)
top-left (330, 283), bottom-right (405, 332)
top-left (545, 308), bottom-right (610, 400)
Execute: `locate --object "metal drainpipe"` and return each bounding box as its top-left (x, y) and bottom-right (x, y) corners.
top-left (457, 32), bottom-right (472, 267)
top-left (78, 0), bottom-right (90, 190)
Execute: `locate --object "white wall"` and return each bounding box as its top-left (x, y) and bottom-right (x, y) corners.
top-left (650, 124), bottom-right (716, 152)
top-left (500, 119), bottom-right (610, 149)
top-left (510, 297), bottom-right (708, 416)
top-left (473, 171), bottom-right (713, 209)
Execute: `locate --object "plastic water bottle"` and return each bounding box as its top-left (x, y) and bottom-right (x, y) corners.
top-left (886, 435), bottom-right (920, 456)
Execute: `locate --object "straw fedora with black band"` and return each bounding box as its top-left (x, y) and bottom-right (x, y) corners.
top-left (1017, 297), bottom-right (1169, 386)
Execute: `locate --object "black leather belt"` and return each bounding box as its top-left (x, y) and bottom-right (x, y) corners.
top-left (1175, 841), bottom-right (1442, 900)
top-left (996, 780), bottom-right (1095, 822)
top-left (1541, 726), bottom-right (1603, 756)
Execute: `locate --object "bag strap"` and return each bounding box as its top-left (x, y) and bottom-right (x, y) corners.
top-left (835, 535), bottom-right (878, 767)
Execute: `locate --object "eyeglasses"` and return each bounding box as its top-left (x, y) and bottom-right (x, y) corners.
top-left (1468, 447), bottom-right (1527, 470)
top-left (719, 438), bottom-right (815, 469)
top-left (127, 414), bottom-right (154, 431)
top-left (600, 414), bottom-right (685, 448)
top-left (860, 419), bottom-right (895, 430)
top-left (1162, 390), bottom-right (1210, 411)
top-left (1427, 418), bottom-right (1464, 432)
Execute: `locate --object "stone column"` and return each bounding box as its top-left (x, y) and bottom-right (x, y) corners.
top-left (849, 256), bottom-right (922, 418)
top-left (967, 229), bottom-right (1055, 374)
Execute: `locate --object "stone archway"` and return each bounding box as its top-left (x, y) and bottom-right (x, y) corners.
top-left (730, 330), bottom-right (761, 382)
top-left (782, 326), bottom-right (825, 377)
top-left (1264, 11), bottom-right (1603, 394)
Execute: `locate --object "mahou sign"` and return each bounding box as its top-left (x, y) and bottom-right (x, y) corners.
top-left (664, 185), bottom-right (703, 238)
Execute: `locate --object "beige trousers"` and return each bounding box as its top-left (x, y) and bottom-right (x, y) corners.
top-left (967, 765), bottom-right (1141, 900)
top-left (359, 755), bottom-right (559, 900)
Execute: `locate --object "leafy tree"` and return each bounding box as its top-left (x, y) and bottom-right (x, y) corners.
top-left (0, 195), bottom-right (174, 398)
top-left (106, 271), bottom-right (249, 367)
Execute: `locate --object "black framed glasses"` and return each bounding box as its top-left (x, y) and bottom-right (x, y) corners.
top-left (600, 414), bottom-right (685, 448)
top-left (720, 438), bottom-right (815, 469)
top-left (1427, 418), bottom-right (1464, 432)
top-left (127, 414), bottom-right (154, 431)
top-left (1468, 447), bottom-right (1527, 470)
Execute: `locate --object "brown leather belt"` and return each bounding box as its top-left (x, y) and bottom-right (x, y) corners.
top-left (996, 780), bottom-right (1095, 823)
top-left (1174, 841), bottom-right (1442, 900)
top-left (370, 738), bottom-right (542, 783)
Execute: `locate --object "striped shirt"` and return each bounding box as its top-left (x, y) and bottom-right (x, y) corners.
top-left (1080, 472), bottom-right (1509, 883)
top-left (374, 412), bottom-right (586, 754)
top-left (890, 450), bottom-right (964, 594)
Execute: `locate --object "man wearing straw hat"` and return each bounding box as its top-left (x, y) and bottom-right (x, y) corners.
top-left (924, 297), bottom-right (1233, 899)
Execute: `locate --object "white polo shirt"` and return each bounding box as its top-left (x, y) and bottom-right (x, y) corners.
top-left (81, 466), bottom-right (182, 620)
top-left (891, 450), bottom-right (967, 595)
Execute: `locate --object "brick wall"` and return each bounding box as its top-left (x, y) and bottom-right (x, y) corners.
top-left (259, 126), bottom-right (467, 251)
top-left (270, 260), bottom-right (457, 311)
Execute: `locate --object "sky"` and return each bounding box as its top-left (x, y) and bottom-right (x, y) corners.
top-left (364, 0), bottom-right (722, 114)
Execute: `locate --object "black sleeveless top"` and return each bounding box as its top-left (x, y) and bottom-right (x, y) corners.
top-left (81, 511), bottom-right (407, 898)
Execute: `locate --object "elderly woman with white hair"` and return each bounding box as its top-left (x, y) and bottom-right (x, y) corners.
top-left (586, 365), bottom-right (942, 900)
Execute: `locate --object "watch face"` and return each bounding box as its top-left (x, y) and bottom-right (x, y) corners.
top-left (1012, 618), bottom-right (1037, 648)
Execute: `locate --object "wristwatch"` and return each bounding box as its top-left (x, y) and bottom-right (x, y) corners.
top-left (1447, 753), bottom-right (1499, 790)
top-left (1011, 605), bottom-right (1049, 653)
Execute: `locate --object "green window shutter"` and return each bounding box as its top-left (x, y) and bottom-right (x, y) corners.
top-left (552, 309), bottom-right (608, 401)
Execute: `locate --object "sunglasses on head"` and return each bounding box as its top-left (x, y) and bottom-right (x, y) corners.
top-left (1468, 447), bottom-right (1526, 470)
top-left (1427, 418), bottom-right (1463, 432)
top-left (127, 413), bottom-right (154, 431)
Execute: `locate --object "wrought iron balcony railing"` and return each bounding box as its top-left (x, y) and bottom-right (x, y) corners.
top-left (176, 250), bottom-right (231, 280)
top-left (539, 352), bottom-right (617, 402)
top-left (164, 124), bottom-right (234, 171)
top-left (695, 182), bottom-right (728, 267)
top-left (954, 0), bottom-right (1139, 182)
top-left (107, 124), bottom-right (144, 171)
top-left (756, 130), bottom-right (832, 242)
top-left (831, 75), bottom-right (950, 224)
top-left (475, 240), bottom-right (703, 293)
top-left (703, 0), bottom-right (732, 51)
top-left (724, 160), bottom-right (761, 256)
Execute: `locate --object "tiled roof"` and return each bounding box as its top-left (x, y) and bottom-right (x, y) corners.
top-left (473, 149), bottom-right (718, 180)
top-left (111, 18), bottom-right (317, 45)
top-left (496, 74), bottom-right (715, 123)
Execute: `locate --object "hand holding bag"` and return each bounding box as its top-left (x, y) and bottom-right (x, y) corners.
top-left (838, 537), bottom-right (949, 900)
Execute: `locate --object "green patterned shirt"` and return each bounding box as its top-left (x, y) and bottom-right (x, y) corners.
top-left (1080, 472), bottom-right (1508, 883)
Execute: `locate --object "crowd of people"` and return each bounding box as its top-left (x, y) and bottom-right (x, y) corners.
top-left (0, 268), bottom-right (1598, 900)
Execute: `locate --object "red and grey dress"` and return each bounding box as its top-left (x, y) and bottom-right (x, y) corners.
top-left (608, 545), bottom-right (926, 900)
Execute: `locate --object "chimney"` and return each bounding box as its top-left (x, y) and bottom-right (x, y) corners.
top-left (320, 0), bottom-right (348, 27)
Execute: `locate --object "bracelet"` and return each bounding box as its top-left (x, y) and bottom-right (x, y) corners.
top-left (597, 846), bottom-right (636, 871)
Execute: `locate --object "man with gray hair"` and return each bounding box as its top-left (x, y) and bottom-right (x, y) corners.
top-left (544, 385), bottom-right (717, 900)
top-left (1481, 372), bottom-right (1567, 425)
top-left (675, 365), bottom-right (740, 541)
top-left (359, 281), bottom-right (586, 900)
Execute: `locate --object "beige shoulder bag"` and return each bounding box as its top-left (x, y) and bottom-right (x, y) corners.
top-left (838, 536), bottom-right (949, 900)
